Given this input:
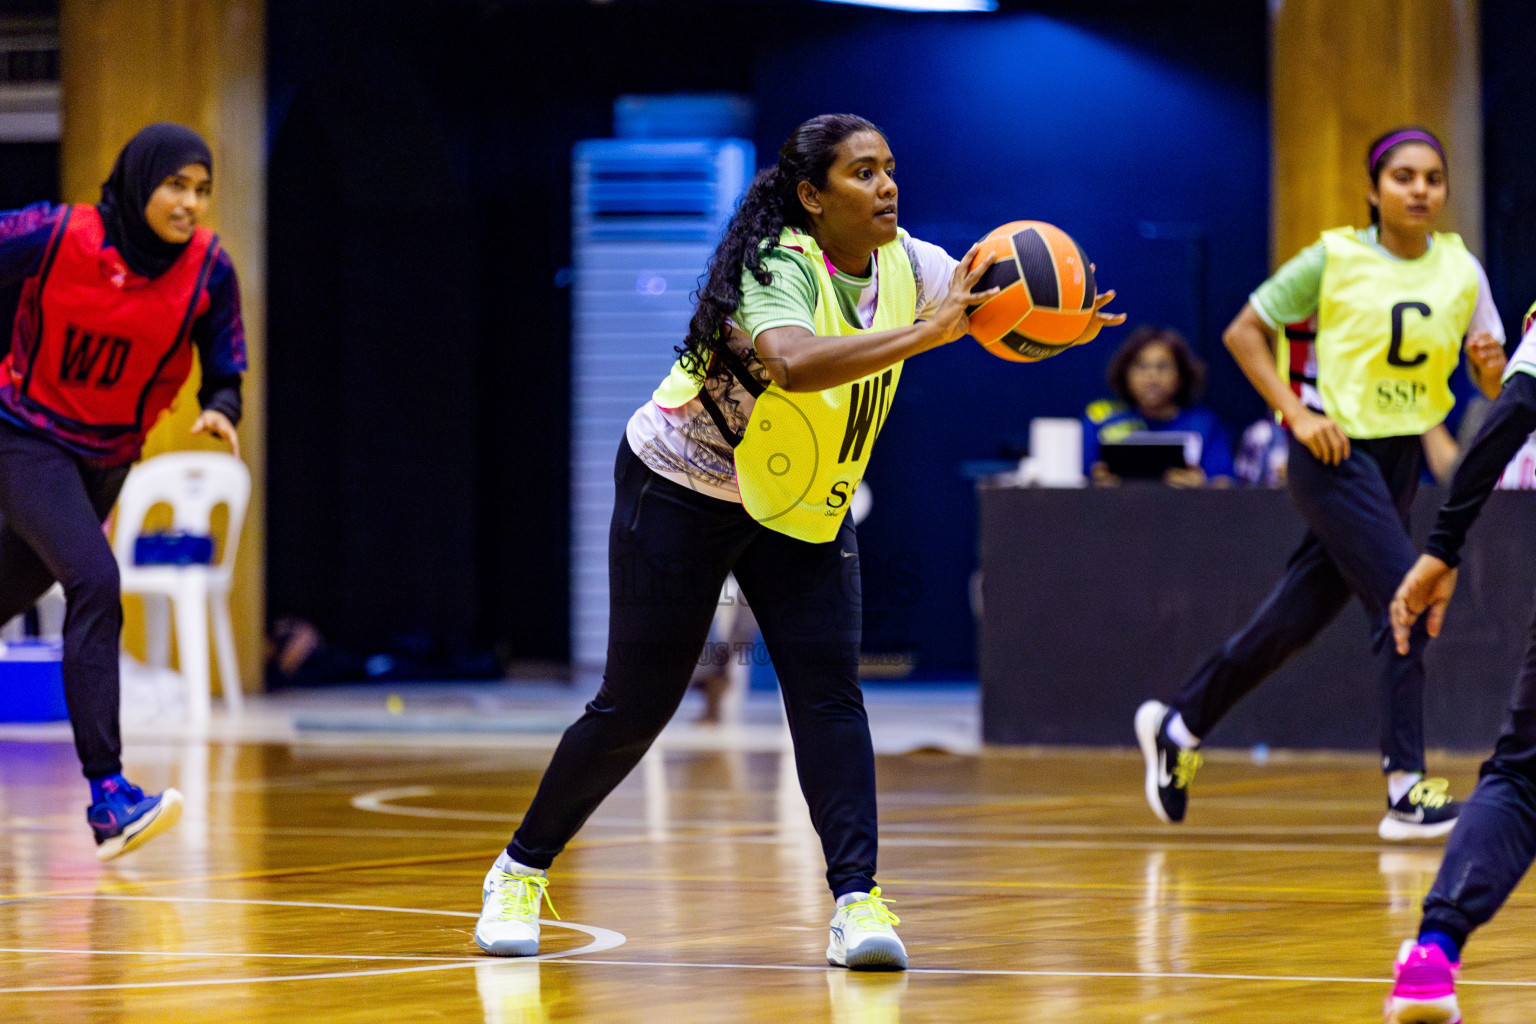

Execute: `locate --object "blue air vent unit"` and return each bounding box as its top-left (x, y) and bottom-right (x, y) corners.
top-left (570, 137), bottom-right (753, 670)
top-left (574, 139), bottom-right (751, 242)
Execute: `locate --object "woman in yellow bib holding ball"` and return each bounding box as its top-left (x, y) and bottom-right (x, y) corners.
top-left (473, 113), bottom-right (1120, 969)
top-left (1137, 127), bottom-right (1507, 841)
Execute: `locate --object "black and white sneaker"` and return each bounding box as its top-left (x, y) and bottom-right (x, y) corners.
top-left (1135, 700), bottom-right (1202, 824)
top-left (1379, 778), bottom-right (1460, 841)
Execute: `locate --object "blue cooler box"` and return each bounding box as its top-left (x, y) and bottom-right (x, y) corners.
top-left (0, 640), bottom-right (68, 722)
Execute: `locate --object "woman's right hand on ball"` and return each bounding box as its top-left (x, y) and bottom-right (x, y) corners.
top-left (928, 244), bottom-right (1000, 344)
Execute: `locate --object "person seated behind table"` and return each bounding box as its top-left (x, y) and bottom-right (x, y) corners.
top-left (1083, 326), bottom-right (1235, 487)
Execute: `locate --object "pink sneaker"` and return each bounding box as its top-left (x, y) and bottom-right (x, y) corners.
top-left (1385, 939), bottom-right (1461, 1024)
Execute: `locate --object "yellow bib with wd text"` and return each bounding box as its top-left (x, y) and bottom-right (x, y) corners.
top-left (736, 228), bottom-right (917, 541)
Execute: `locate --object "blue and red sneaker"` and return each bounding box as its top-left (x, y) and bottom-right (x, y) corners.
top-left (87, 776), bottom-right (183, 861)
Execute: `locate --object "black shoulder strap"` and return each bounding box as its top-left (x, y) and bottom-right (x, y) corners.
top-left (132, 234), bottom-right (221, 431)
top-left (697, 386), bottom-right (744, 449)
top-left (716, 342), bottom-right (765, 399)
top-left (694, 341), bottom-right (767, 449)
top-left (36, 204), bottom-right (72, 283)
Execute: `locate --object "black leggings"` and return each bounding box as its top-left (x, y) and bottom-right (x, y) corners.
top-left (0, 420), bottom-right (128, 779)
top-left (508, 439), bottom-right (879, 897)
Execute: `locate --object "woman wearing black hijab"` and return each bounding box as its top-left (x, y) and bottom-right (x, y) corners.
top-left (0, 122), bottom-right (247, 859)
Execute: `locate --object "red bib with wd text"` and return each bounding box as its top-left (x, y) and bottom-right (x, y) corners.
top-left (5, 204), bottom-right (217, 436)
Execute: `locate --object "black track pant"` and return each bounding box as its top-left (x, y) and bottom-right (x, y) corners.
top-left (508, 439), bottom-right (879, 898)
top-left (0, 420), bottom-right (128, 779)
top-left (1173, 433), bottom-right (1432, 773)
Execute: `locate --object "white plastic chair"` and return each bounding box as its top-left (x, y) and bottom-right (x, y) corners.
top-left (112, 452), bottom-right (250, 727)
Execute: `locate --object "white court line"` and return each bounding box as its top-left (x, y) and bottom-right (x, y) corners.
top-left (0, 947), bottom-right (473, 962)
top-left (884, 821), bottom-right (1401, 837)
top-left (240, 822), bottom-right (1397, 852)
top-left (39, 894), bottom-right (481, 917)
top-left (658, 833), bottom-right (1408, 856)
top-left (10, 899), bottom-right (1531, 995)
top-left (0, 895), bottom-right (625, 993)
top-left (868, 835), bottom-right (1403, 855)
top-left (611, 831), bottom-right (1412, 856)
top-left (238, 826), bottom-right (514, 840)
top-left (0, 959), bottom-right (516, 994)
top-left (347, 786), bottom-right (1437, 855)
top-left (555, 958), bottom-right (1536, 990)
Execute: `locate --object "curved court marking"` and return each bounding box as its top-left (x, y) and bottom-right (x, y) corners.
top-left (352, 786), bottom-right (515, 821)
top-left (0, 894), bottom-right (625, 993)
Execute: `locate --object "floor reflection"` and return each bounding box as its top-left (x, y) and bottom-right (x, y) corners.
top-left (1135, 849), bottom-right (1195, 975)
top-left (476, 960), bottom-right (549, 1024)
top-left (1379, 849), bottom-right (1443, 913)
top-left (827, 968), bottom-right (906, 1024)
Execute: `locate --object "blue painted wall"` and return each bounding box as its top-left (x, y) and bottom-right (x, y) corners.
top-left (748, 11), bottom-right (1270, 673)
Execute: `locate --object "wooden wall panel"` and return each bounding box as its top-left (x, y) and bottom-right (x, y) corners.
top-left (59, 0), bottom-right (266, 693)
top-left (1271, 0), bottom-right (1482, 266)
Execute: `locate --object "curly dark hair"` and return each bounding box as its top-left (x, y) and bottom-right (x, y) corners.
top-left (677, 113), bottom-right (886, 385)
top-left (1365, 125), bottom-right (1446, 227)
top-left (1105, 325), bottom-right (1206, 411)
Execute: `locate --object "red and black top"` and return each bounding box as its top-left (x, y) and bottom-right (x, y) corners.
top-left (0, 201), bottom-right (246, 466)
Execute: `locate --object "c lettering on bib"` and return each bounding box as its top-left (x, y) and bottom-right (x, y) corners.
top-left (1387, 301), bottom-right (1431, 368)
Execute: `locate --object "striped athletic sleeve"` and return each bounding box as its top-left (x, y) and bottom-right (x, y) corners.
top-left (1249, 240), bottom-right (1326, 330)
top-left (733, 245), bottom-right (819, 340)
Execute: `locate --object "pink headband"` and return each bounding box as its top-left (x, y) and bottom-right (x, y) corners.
top-left (1370, 130), bottom-right (1444, 173)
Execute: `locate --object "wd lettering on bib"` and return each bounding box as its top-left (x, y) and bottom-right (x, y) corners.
top-left (839, 368), bottom-right (895, 464)
top-left (733, 227), bottom-right (918, 542)
top-left (59, 324), bottom-right (133, 388)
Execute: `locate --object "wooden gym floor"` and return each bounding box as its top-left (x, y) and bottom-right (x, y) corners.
top-left (0, 684), bottom-right (1532, 1023)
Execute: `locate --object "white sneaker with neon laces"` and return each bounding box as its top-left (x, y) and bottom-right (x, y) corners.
top-left (475, 855), bottom-right (556, 957)
top-left (827, 887), bottom-right (907, 971)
